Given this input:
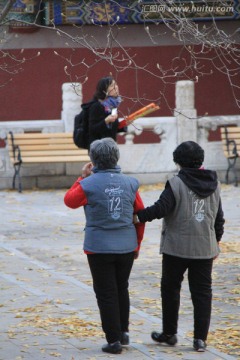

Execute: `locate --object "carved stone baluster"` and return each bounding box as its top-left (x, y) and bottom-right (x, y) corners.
top-left (125, 133), bottom-right (135, 145)
top-left (175, 80), bottom-right (197, 144)
top-left (153, 124), bottom-right (164, 142)
top-left (62, 83), bottom-right (82, 132)
top-left (197, 127), bottom-right (209, 147)
top-left (124, 123), bottom-right (143, 145)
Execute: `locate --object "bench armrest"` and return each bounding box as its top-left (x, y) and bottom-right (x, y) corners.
top-left (9, 131), bottom-right (22, 165)
top-left (226, 139), bottom-right (238, 159)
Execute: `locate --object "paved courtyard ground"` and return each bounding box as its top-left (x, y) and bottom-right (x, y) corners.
top-left (0, 183), bottom-right (239, 360)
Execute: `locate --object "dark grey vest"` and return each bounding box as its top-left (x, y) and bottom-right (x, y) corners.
top-left (80, 168), bottom-right (138, 253)
top-left (161, 176), bottom-right (220, 259)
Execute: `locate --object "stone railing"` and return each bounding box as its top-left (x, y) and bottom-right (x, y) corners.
top-left (119, 116), bottom-right (176, 144)
top-left (118, 117), bottom-right (177, 181)
top-left (197, 115), bottom-right (240, 143)
top-left (0, 119), bottom-right (64, 137)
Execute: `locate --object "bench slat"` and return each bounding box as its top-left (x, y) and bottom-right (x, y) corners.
top-left (220, 127), bottom-right (240, 134)
top-left (9, 155), bottom-right (90, 163)
top-left (222, 143), bottom-right (240, 148)
top-left (8, 132), bottom-right (74, 139)
top-left (9, 150), bottom-right (88, 157)
top-left (221, 134), bottom-right (240, 141)
top-left (12, 144), bottom-right (81, 151)
top-left (222, 152), bottom-right (238, 159)
top-left (8, 138), bottom-right (76, 145)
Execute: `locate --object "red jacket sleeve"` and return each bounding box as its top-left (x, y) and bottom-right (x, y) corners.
top-left (134, 191), bottom-right (145, 252)
top-left (64, 177), bottom-right (88, 209)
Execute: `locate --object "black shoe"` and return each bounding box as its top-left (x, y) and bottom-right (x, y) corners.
top-left (151, 332), bottom-right (177, 346)
top-left (193, 339), bottom-right (207, 352)
top-left (102, 341), bottom-right (122, 354)
top-left (121, 332), bottom-right (129, 345)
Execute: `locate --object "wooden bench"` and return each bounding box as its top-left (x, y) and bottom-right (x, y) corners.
top-left (220, 126), bottom-right (240, 186)
top-left (7, 131), bottom-right (90, 192)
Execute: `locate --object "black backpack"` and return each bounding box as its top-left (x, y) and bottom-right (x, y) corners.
top-left (73, 100), bottom-right (95, 149)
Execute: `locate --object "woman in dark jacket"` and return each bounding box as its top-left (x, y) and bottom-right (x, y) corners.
top-left (87, 76), bottom-right (125, 146)
top-left (135, 141), bottom-right (225, 353)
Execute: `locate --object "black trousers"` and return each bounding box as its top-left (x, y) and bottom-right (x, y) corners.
top-left (87, 252), bottom-right (135, 343)
top-left (161, 254), bottom-right (213, 340)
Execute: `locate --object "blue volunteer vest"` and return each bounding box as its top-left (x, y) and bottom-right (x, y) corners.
top-left (80, 167), bottom-right (139, 253)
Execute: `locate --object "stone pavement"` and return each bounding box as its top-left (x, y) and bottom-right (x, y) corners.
top-left (0, 183), bottom-right (239, 360)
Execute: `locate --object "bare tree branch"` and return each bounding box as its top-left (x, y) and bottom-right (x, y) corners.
top-left (0, 0), bottom-right (240, 111)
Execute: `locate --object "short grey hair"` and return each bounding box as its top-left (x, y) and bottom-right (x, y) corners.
top-left (89, 138), bottom-right (120, 169)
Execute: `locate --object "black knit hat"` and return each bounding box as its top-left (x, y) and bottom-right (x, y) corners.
top-left (173, 141), bottom-right (204, 168)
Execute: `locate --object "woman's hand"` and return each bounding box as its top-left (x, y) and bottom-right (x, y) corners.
top-left (105, 113), bottom-right (118, 124)
top-left (82, 162), bottom-right (93, 178)
top-left (134, 251), bottom-right (139, 260)
top-left (133, 214), bottom-right (139, 224)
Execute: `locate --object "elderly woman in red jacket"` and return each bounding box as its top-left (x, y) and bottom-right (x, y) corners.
top-left (64, 138), bottom-right (145, 354)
